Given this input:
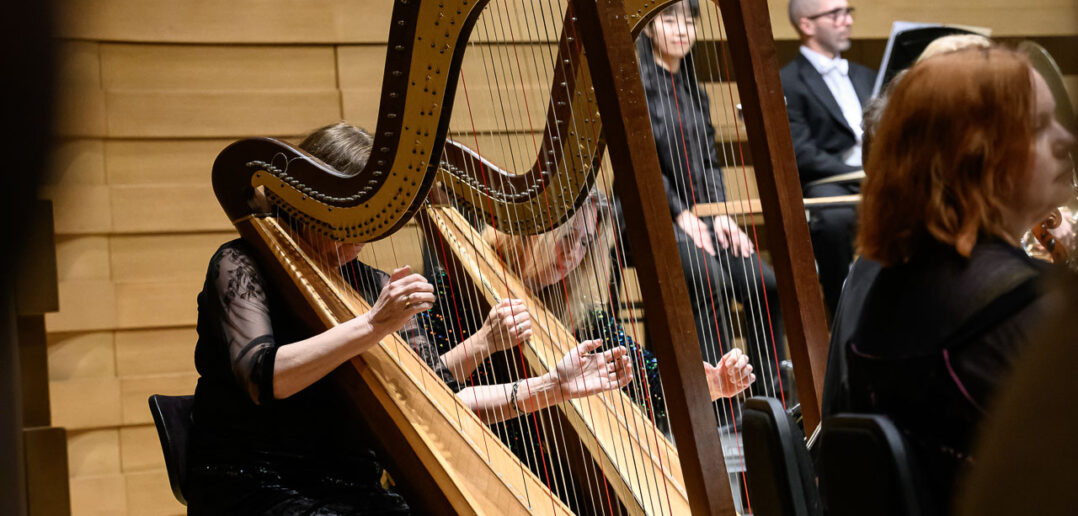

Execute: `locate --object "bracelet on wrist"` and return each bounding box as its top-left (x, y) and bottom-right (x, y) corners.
top-left (509, 380), bottom-right (525, 416)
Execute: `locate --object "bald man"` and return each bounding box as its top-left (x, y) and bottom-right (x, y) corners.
top-left (780, 0), bottom-right (875, 316)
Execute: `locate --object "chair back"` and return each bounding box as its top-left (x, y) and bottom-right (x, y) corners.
top-left (742, 396), bottom-right (822, 516)
top-left (148, 394), bottom-right (195, 505)
top-left (817, 413), bottom-right (924, 516)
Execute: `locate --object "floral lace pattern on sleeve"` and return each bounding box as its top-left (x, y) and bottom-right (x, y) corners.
top-left (210, 246), bottom-right (279, 405)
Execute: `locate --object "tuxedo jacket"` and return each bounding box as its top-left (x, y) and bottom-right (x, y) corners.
top-left (780, 54), bottom-right (876, 186)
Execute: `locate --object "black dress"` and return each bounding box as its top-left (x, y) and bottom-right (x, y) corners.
top-left (186, 239), bottom-right (458, 515)
top-left (846, 237), bottom-right (1051, 513)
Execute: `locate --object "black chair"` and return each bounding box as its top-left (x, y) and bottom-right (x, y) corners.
top-left (816, 414), bottom-right (925, 516)
top-left (742, 396), bottom-right (822, 516)
top-left (148, 394), bottom-right (195, 506)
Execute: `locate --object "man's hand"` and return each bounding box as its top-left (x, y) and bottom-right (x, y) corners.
top-left (676, 210), bottom-right (716, 256)
top-left (713, 215), bottom-right (755, 257)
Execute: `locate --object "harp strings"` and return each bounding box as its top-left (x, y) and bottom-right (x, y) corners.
top-left (425, 0), bottom-right (681, 512)
top-left (447, 1), bottom-right (602, 509)
top-left (706, 5), bottom-right (787, 409)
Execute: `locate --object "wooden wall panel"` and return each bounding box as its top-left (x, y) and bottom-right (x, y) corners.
top-left (104, 90), bottom-right (342, 138)
top-left (47, 331), bottom-right (116, 381)
top-left (109, 185), bottom-right (230, 233)
top-left (67, 429), bottom-right (121, 477)
top-left (114, 281), bottom-right (200, 329)
top-left (41, 185), bottom-right (112, 235)
top-left (69, 474), bottom-right (127, 516)
top-left (55, 41), bottom-right (107, 137)
top-left (119, 426), bottom-right (164, 473)
top-left (125, 469), bottom-right (184, 516)
top-left (448, 83), bottom-right (553, 133)
top-left (101, 44), bottom-right (338, 91)
top-left (105, 139), bottom-right (244, 185)
top-left (110, 233), bottom-right (235, 283)
top-left (55, 0), bottom-right (1078, 44)
top-left (50, 378), bottom-right (123, 430)
top-left (337, 46), bottom-right (388, 90)
top-left (55, 236), bottom-right (111, 281)
top-left (339, 89), bottom-right (382, 130)
top-left (114, 328), bottom-right (198, 377)
top-left (58, 0), bottom-right (393, 44)
top-left (722, 165), bottom-right (760, 202)
top-left (47, 280), bottom-right (117, 333)
top-left (50, 139), bottom-right (107, 185)
top-left (120, 374), bottom-right (199, 426)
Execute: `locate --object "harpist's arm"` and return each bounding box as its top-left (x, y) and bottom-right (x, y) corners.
top-left (213, 250), bottom-right (434, 404)
top-left (440, 298), bottom-right (532, 382)
top-left (461, 339), bottom-right (632, 424)
top-left (274, 267), bottom-right (435, 399)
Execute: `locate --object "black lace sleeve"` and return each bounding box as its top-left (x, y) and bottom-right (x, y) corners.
top-left (576, 310), bottom-right (668, 432)
top-left (208, 245), bottom-right (279, 406)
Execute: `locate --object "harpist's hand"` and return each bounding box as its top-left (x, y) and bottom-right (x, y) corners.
top-left (479, 298), bottom-right (532, 353)
top-left (705, 348), bottom-right (755, 400)
top-left (367, 266), bottom-right (435, 336)
top-left (551, 340), bottom-right (633, 401)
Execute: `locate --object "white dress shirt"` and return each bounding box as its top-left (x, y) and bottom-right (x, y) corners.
top-left (800, 46), bottom-right (864, 167)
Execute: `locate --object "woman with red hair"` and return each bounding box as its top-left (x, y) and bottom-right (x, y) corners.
top-left (846, 46), bottom-right (1074, 512)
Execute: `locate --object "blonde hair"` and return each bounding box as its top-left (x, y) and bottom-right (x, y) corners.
top-left (483, 193), bottom-right (615, 326)
top-left (918, 34), bottom-right (992, 62)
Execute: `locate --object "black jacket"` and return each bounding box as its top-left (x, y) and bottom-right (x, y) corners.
top-left (846, 238), bottom-right (1048, 513)
top-left (780, 53), bottom-right (875, 185)
top-left (638, 41), bottom-right (727, 220)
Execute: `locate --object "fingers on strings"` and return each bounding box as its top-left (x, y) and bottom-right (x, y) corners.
top-left (392, 274), bottom-right (436, 312)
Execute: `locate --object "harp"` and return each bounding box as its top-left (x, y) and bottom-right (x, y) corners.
top-left (212, 0), bottom-right (829, 513)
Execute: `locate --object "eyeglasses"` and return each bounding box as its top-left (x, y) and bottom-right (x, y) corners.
top-left (806, 6), bottom-right (855, 22)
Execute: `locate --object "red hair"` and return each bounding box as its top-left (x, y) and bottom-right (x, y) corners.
top-left (858, 47), bottom-right (1035, 265)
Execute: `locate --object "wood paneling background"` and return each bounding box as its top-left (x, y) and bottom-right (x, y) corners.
top-left (46, 0), bottom-right (1075, 514)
